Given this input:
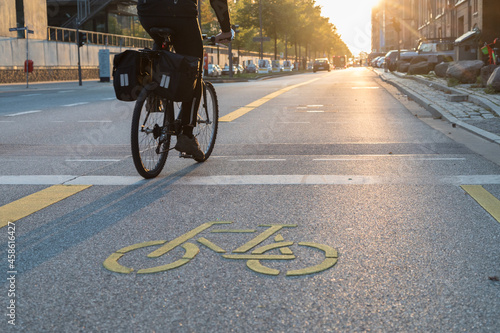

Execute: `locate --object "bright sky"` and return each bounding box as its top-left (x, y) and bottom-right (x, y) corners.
top-left (314, 0), bottom-right (380, 56)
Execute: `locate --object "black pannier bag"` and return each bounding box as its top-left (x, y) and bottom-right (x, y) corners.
top-left (112, 50), bottom-right (144, 101)
top-left (152, 50), bottom-right (200, 102)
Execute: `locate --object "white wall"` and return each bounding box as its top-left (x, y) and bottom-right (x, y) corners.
top-left (0, 37), bottom-right (132, 70)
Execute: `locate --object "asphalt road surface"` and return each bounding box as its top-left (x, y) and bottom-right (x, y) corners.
top-left (1, 68), bottom-right (500, 332)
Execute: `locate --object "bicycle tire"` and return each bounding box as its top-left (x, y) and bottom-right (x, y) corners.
top-left (193, 80), bottom-right (219, 162)
top-left (131, 87), bottom-right (170, 178)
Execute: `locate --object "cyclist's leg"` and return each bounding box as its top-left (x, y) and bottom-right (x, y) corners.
top-left (169, 17), bottom-right (204, 136)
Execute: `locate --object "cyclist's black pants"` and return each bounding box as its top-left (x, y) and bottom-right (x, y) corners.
top-left (139, 16), bottom-right (203, 132)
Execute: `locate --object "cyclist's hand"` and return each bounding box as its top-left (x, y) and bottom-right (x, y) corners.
top-left (215, 30), bottom-right (234, 44)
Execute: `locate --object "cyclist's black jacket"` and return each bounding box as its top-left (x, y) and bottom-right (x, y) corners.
top-left (137, 0), bottom-right (231, 32)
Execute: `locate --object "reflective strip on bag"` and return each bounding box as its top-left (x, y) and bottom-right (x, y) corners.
top-left (160, 75), bottom-right (170, 88)
top-left (120, 74), bottom-right (129, 87)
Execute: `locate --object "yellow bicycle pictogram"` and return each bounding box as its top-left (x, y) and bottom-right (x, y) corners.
top-left (103, 222), bottom-right (338, 276)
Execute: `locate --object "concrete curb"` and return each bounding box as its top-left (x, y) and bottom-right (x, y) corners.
top-left (378, 71), bottom-right (500, 145)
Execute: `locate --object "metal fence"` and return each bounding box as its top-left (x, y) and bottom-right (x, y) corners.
top-left (46, 26), bottom-right (272, 63)
top-left (47, 26), bottom-right (154, 49)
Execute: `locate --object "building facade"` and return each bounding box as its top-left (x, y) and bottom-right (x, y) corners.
top-left (372, 0), bottom-right (500, 57)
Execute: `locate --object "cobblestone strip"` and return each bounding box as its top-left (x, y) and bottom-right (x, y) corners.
top-left (378, 70), bottom-right (500, 145)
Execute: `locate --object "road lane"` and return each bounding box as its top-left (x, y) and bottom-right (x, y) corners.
top-left (1, 68), bottom-right (499, 331)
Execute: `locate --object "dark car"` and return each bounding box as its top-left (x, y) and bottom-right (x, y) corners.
top-left (416, 38), bottom-right (456, 63)
top-left (384, 50), bottom-right (409, 71)
top-left (245, 63), bottom-right (258, 73)
top-left (313, 58), bottom-right (331, 72)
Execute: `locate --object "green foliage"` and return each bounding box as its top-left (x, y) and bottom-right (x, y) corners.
top-left (209, 0), bottom-right (352, 60)
top-left (447, 77), bottom-right (460, 87)
top-left (485, 84), bottom-right (499, 94)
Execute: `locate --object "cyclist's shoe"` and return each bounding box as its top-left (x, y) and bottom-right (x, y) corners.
top-left (175, 134), bottom-right (205, 161)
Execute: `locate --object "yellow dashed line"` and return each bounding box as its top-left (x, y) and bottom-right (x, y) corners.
top-left (0, 185), bottom-right (91, 228)
top-left (461, 185), bottom-right (500, 223)
top-left (219, 77), bottom-right (323, 122)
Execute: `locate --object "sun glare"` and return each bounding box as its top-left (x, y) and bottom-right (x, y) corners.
top-left (314, 0), bottom-right (380, 54)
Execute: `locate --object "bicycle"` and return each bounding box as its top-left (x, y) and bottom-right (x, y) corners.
top-left (103, 221), bottom-right (338, 277)
top-left (131, 27), bottom-right (219, 179)
top-left (481, 38), bottom-right (499, 65)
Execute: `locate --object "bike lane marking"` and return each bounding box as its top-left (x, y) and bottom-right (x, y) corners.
top-left (0, 184), bottom-right (91, 228)
top-left (461, 185), bottom-right (500, 223)
top-left (103, 223), bottom-right (341, 277)
top-left (219, 77), bottom-right (324, 122)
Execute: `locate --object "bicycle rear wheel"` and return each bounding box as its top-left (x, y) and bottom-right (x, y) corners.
top-left (131, 87), bottom-right (170, 178)
top-left (193, 81), bottom-right (219, 162)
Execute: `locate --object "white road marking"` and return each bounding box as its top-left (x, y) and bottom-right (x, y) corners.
top-left (77, 120), bottom-right (112, 123)
top-left (277, 122), bottom-right (311, 124)
top-left (63, 102), bottom-right (89, 107)
top-left (314, 158), bottom-right (376, 161)
top-left (5, 110), bottom-right (42, 117)
top-left (313, 157), bottom-right (466, 161)
top-left (230, 159), bottom-right (287, 162)
top-left (1, 174), bottom-right (500, 186)
top-left (65, 159), bottom-right (121, 162)
top-left (20, 94), bottom-right (42, 97)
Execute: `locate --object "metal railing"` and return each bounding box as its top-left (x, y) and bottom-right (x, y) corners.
top-left (46, 26), bottom-right (272, 62)
top-left (47, 26), bottom-right (154, 49)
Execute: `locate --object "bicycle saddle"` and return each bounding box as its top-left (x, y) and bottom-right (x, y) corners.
top-left (149, 27), bottom-right (175, 39)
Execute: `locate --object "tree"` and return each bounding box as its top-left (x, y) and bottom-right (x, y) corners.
top-left (205, 0), bottom-right (353, 61)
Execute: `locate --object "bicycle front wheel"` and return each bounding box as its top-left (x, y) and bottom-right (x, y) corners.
top-left (131, 87), bottom-right (170, 178)
top-left (193, 81), bottom-right (219, 162)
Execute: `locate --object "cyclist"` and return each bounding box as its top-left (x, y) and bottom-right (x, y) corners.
top-left (137, 0), bottom-right (233, 160)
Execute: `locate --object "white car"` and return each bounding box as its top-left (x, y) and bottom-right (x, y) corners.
top-left (207, 64), bottom-right (221, 77)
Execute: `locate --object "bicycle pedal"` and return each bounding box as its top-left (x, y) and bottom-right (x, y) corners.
top-left (179, 152), bottom-right (194, 159)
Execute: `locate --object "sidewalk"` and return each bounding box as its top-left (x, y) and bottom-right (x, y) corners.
top-left (374, 67), bottom-right (500, 145)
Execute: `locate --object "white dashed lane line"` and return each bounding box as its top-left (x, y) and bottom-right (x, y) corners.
top-left (5, 110), bottom-right (42, 117)
top-left (62, 102), bottom-right (89, 107)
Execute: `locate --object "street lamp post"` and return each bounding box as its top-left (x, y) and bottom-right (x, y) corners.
top-left (259, 0), bottom-right (263, 60)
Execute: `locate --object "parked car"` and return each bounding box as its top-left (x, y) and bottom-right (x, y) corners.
top-left (400, 51), bottom-right (418, 61)
top-left (313, 58), bottom-right (331, 72)
top-left (245, 63), bottom-right (258, 73)
top-left (384, 50), bottom-right (409, 71)
top-left (416, 38), bottom-right (455, 63)
top-left (258, 59), bottom-right (272, 73)
top-left (236, 64), bottom-right (244, 74)
top-left (282, 60), bottom-right (293, 71)
top-left (376, 57), bottom-right (385, 68)
top-left (368, 52), bottom-right (386, 66)
top-left (221, 65), bottom-right (238, 76)
top-left (206, 64), bottom-right (221, 77)
top-left (371, 56), bottom-right (382, 67)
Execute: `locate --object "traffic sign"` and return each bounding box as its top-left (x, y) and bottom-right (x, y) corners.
top-left (9, 26), bottom-right (35, 88)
